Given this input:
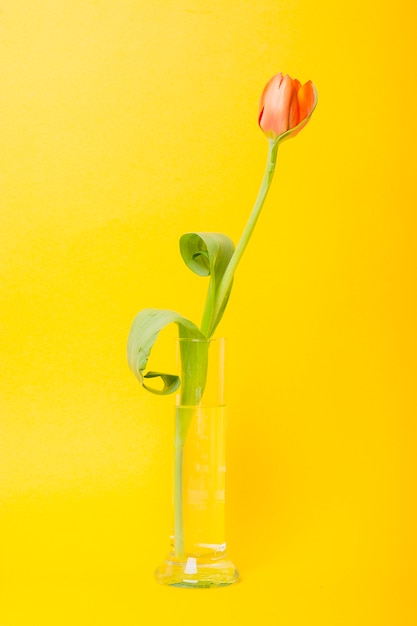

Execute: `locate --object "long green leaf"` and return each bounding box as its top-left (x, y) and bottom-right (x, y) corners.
top-left (127, 308), bottom-right (204, 395)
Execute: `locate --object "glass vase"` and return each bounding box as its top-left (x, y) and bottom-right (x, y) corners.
top-left (155, 337), bottom-right (239, 588)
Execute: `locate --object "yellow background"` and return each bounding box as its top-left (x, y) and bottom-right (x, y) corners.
top-left (1, 1), bottom-right (416, 624)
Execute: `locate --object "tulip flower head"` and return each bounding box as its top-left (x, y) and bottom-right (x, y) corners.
top-left (258, 73), bottom-right (317, 143)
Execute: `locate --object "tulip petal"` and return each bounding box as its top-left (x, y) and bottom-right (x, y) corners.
top-left (258, 72), bottom-right (283, 116)
top-left (286, 83), bottom-right (318, 140)
top-left (259, 73), bottom-right (293, 138)
top-left (272, 74), bottom-right (294, 135)
top-left (288, 83), bottom-right (300, 130)
top-left (298, 80), bottom-right (317, 122)
top-left (258, 73), bottom-right (283, 138)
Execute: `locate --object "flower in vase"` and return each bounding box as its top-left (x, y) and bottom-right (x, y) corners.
top-left (128, 70), bottom-right (318, 584)
top-left (258, 73), bottom-right (318, 142)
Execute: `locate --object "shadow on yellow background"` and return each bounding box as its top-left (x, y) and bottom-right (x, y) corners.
top-left (1, 1), bottom-right (416, 624)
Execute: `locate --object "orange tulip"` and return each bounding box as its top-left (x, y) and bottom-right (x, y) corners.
top-left (258, 73), bottom-right (317, 142)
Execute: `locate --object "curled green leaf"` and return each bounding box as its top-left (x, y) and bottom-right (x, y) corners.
top-left (179, 232), bottom-right (235, 336)
top-left (127, 308), bottom-right (204, 395)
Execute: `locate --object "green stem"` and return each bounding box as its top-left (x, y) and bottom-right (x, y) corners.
top-left (207, 139), bottom-right (279, 337)
top-left (173, 340), bottom-right (209, 559)
top-left (172, 139), bottom-right (279, 556)
top-left (174, 463), bottom-right (183, 553)
top-left (174, 414), bottom-right (187, 559)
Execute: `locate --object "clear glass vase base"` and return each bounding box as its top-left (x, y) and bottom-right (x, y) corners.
top-left (155, 556), bottom-right (239, 588)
